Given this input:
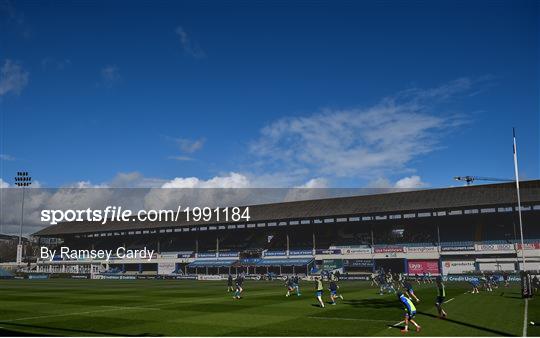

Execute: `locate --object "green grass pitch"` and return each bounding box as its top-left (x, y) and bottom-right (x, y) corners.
top-left (0, 279), bottom-right (536, 336)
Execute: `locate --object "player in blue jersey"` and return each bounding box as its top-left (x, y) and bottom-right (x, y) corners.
top-left (329, 279), bottom-right (338, 305)
top-left (285, 276), bottom-right (295, 297)
top-left (470, 277), bottom-right (480, 294)
top-left (403, 280), bottom-right (420, 302)
top-left (227, 274), bottom-right (234, 292)
top-left (293, 274), bottom-right (302, 296)
top-left (233, 274), bottom-right (244, 299)
top-left (397, 292), bottom-right (421, 333)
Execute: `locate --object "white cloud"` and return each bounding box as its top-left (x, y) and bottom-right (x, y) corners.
top-left (144, 173), bottom-right (253, 211)
top-left (281, 178), bottom-right (330, 202)
top-left (168, 156), bottom-right (194, 161)
top-left (167, 137), bottom-right (204, 161)
top-left (175, 26), bottom-right (205, 58)
top-left (394, 175), bottom-right (427, 189)
top-left (177, 138), bottom-right (205, 153)
top-left (367, 177), bottom-right (392, 188)
top-left (66, 172), bottom-right (166, 189)
top-left (100, 65), bottom-right (121, 88)
top-left (71, 181), bottom-right (109, 189)
top-left (0, 178), bottom-right (9, 188)
top-left (0, 177), bottom-right (40, 188)
top-left (29, 180), bottom-right (41, 188)
top-left (108, 172), bottom-right (165, 188)
top-left (0, 59), bottom-right (29, 96)
top-left (368, 176), bottom-right (428, 189)
top-left (251, 79), bottom-right (470, 180)
top-left (296, 178), bottom-right (328, 189)
top-left (162, 172), bottom-right (250, 188)
top-left (0, 154), bottom-right (15, 161)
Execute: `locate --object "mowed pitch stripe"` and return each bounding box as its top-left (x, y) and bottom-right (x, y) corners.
top-left (0, 290), bottom-right (283, 323)
top-left (308, 316), bottom-right (394, 323)
top-left (523, 298), bottom-right (529, 337)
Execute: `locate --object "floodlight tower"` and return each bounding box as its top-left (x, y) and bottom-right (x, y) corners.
top-left (14, 171), bottom-right (31, 264)
top-left (511, 129), bottom-right (526, 273)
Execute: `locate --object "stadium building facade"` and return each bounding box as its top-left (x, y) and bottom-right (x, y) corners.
top-left (33, 181), bottom-right (540, 279)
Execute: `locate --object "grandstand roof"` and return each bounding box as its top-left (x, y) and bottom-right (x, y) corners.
top-left (34, 180), bottom-right (540, 237)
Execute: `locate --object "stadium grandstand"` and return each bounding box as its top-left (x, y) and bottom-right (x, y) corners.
top-left (31, 180), bottom-right (540, 279)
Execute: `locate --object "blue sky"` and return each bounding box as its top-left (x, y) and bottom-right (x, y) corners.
top-left (0, 0), bottom-right (538, 189)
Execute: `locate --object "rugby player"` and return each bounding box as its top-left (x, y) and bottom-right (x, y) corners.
top-left (227, 274), bottom-right (234, 292)
top-left (435, 276), bottom-right (447, 319)
top-left (397, 292), bottom-right (421, 333)
top-left (293, 274), bottom-right (302, 296)
top-left (233, 274), bottom-right (244, 299)
top-left (315, 276), bottom-right (325, 308)
top-left (285, 276), bottom-right (295, 297)
top-left (403, 280), bottom-right (420, 302)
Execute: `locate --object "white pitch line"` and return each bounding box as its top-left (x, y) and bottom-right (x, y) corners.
top-left (99, 305), bottom-right (160, 311)
top-left (0, 307), bottom-right (138, 323)
top-left (523, 298), bottom-right (529, 337)
top-left (444, 297), bottom-right (455, 304)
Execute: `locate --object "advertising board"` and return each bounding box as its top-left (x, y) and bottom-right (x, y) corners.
top-left (322, 259), bottom-right (343, 270)
top-left (344, 259), bottom-right (374, 268)
top-left (407, 260), bottom-right (439, 274)
top-left (475, 243), bottom-right (514, 251)
top-left (316, 249), bottom-right (341, 255)
top-left (404, 246), bottom-right (438, 253)
top-left (441, 260), bottom-right (476, 274)
top-left (340, 248), bottom-right (372, 254)
top-left (158, 262), bottom-right (177, 276)
top-left (374, 246), bottom-right (404, 253)
top-left (440, 245), bottom-right (475, 252)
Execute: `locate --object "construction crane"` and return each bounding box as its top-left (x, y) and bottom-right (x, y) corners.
top-left (453, 176), bottom-right (514, 186)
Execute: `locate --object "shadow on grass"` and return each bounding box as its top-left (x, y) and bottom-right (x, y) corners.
top-left (0, 322), bottom-right (160, 336)
top-left (0, 327), bottom-right (43, 336)
top-left (417, 311), bottom-right (514, 337)
top-left (343, 298), bottom-right (396, 309)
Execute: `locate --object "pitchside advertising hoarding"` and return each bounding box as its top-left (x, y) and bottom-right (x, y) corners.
top-left (441, 260), bottom-right (476, 274)
top-left (343, 259), bottom-right (374, 268)
top-left (475, 243), bottom-right (514, 251)
top-left (197, 252), bottom-right (217, 258)
top-left (218, 252), bottom-right (239, 257)
top-left (315, 249), bottom-right (341, 255)
top-left (339, 247), bottom-right (372, 255)
top-left (289, 249), bottom-right (313, 256)
top-left (322, 259), bottom-right (343, 270)
top-left (440, 244), bottom-right (475, 252)
top-left (157, 262), bottom-right (177, 276)
top-left (516, 243), bottom-right (540, 250)
top-left (403, 246), bottom-right (438, 253)
top-left (407, 259), bottom-right (440, 274)
top-left (263, 251), bottom-right (287, 257)
top-left (373, 246), bottom-right (404, 253)
top-left (443, 275), bottom-right (521, 282)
